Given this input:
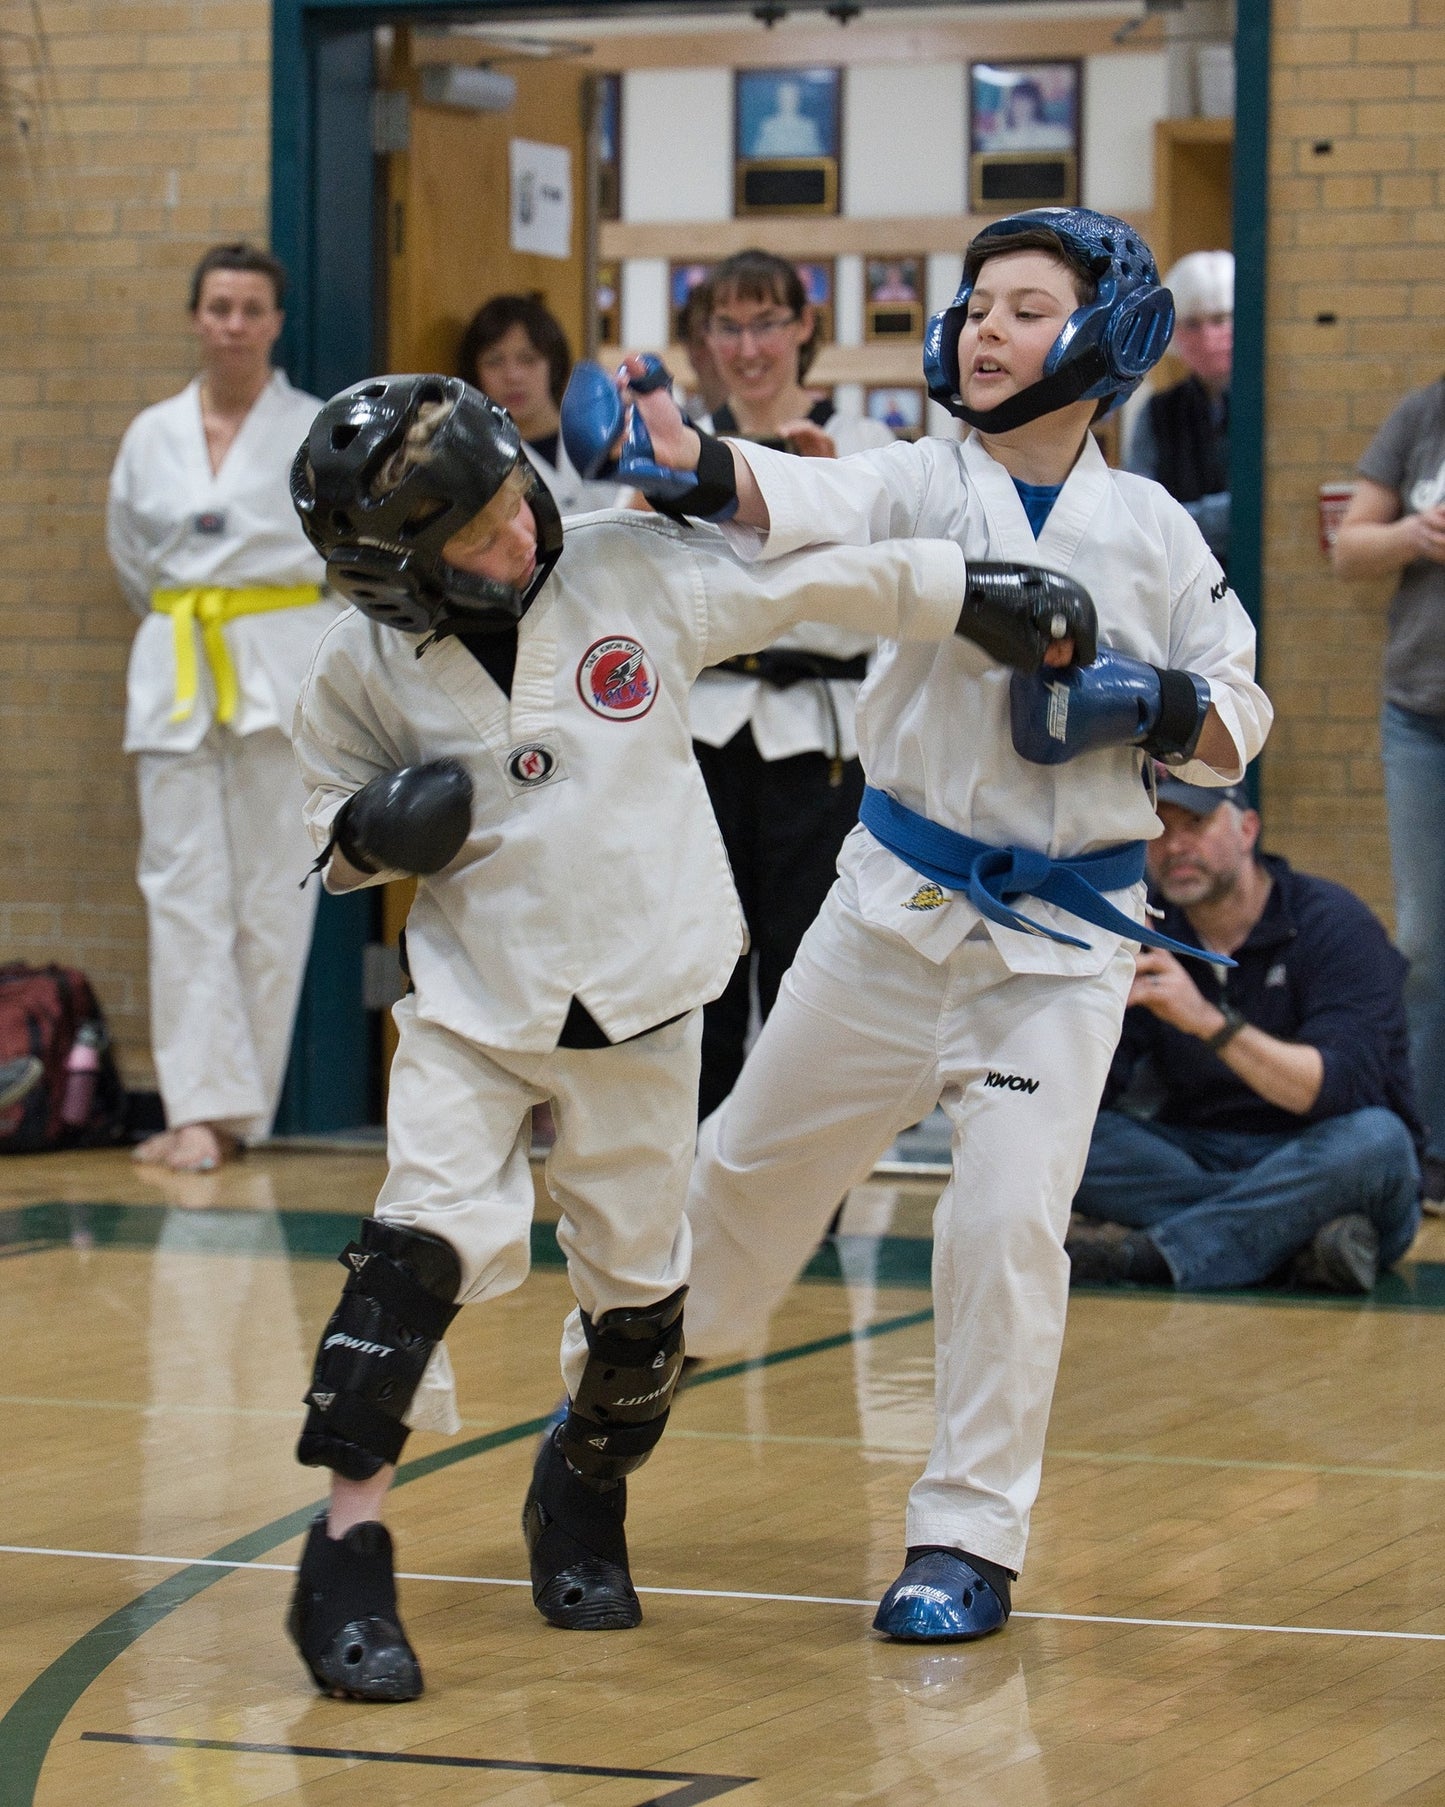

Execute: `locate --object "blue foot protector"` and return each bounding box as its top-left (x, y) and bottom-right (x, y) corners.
top-left (872, 1548), bottom-right (1012, 1643)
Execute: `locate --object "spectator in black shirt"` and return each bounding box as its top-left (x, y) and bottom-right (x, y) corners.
top-left (1069, 770), bottom-right (1422, 1293)
top-left (1124, 250), bottom-right (1232, 572)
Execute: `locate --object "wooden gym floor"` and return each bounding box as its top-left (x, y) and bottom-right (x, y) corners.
top-left (4, 1147), bottom-right (1445, 1806)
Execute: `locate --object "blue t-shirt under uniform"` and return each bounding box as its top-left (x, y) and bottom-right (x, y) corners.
top-left (1012, 478), bottom-right (1063, 538)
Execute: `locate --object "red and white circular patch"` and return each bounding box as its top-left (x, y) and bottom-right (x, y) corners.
top-left (576, 635), bottom-right (657, 721)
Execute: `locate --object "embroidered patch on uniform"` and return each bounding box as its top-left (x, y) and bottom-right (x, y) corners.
top-left (193, 510), bottom-right (226, 536)
top-left (503, 740), bottom-right (566, 793)
top-left (577, 636), bottom-right (657, 720)
top-left (903, 882), bottom-right (947, 912)
top-left (1266, 961), bottom-right (1287, 987)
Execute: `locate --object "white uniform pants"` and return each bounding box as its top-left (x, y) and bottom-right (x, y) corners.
top-left (136, 727), bottom-right (318, 1140)
top-left (379, 996), bottom-right (701, 1428)
top-left (684, 884), bottom-right (1134, 1572)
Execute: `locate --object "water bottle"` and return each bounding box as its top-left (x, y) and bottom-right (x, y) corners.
top-left (60, 1021), bottom-right (105, 1128)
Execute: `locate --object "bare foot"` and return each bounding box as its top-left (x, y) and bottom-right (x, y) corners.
top-left (132, 1123), bottom-right (240, 1172)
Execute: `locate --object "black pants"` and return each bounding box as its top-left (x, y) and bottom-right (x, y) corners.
top-left (694, 726), bottom-right (865, 1122)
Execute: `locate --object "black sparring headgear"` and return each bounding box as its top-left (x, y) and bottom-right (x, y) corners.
top-left (291, 374), bottom-right (564, 637)
top-left (923, 208), bottom-right (1175, 433)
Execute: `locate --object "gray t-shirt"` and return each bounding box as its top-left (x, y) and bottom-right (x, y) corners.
top-left (1357, 377), bottom-right (1445, 716)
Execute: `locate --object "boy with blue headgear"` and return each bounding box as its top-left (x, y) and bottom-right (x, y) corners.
top-left (587, 207), bottom-right (1273, 1641)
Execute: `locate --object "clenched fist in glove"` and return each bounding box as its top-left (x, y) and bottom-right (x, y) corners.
top-left (956, 563), bottom-right (1098, 672)
top-left (331, 759), bottom-right (473, 876)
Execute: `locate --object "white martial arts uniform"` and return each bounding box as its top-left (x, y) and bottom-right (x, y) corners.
top-left (107, 370), bottom-right (339, 1139)
top-left (684, 430), bottom-right (1273, 1572)
top-left (688, 412), bottom-right (894, 763)
top-left (292, 511), bottom-right (967, 1425)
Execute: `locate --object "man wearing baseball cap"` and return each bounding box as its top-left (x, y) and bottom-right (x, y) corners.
top-left (1069, 770), bottom-right (1423, 1293)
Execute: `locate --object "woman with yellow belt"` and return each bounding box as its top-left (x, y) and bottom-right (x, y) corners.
top-left (106, 243), bottom-right (338, 1172)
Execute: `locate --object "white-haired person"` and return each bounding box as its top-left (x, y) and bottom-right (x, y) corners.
top-left (1125, 249), bottom-right (1233, 572)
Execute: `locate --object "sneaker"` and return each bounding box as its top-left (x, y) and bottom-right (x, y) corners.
top-left (1065, 1226), bottom-right (1171, 1286)
top-left (1288, 1215), bottom-right (1379, 1294)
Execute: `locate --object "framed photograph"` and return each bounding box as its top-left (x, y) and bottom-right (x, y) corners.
top-left (865, 386), bottom-right (925, 441)
top-left (968, 60), bottom-right (1080, 211)
top-left (596, 73), bottom-right (621, 222)
top-left (734, 67), bottom-right (840, 216)
top-left (864, 255), bottom-right (924, 341)
top-left (595, 260), bottom-right (621, 347)
top-left (796, 258), bottom-right (835, 346)
top-left (669, 261), bottom-right (714, 341)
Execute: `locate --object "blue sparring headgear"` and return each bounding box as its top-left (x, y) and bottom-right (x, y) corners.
top-left (923, 208), bottom-right (1175, 433)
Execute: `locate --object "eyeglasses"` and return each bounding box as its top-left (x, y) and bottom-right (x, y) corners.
top-left (707, 313), bottom-right (799, 346)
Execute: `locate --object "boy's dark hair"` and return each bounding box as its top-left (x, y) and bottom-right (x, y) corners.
top-left (706, 248), bottom-right (819, 380)
top-left (963, 228), bottom-right (1098, 308)
top-left (458, 294), bottom-right (573, 407)
top-left (188, 243), bottom-right (288, 312)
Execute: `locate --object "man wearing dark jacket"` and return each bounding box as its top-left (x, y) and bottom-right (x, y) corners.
top-left (1069, 771), bottom-right (1423, 1293)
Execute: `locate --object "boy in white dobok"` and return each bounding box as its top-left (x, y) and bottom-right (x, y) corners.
top-left (615, 207), bottom-right (1272, 1641)
top-left (282, 374), bottom-right (1097, 1699)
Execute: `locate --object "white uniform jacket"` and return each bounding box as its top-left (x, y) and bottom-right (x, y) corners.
top-left (689, 411), bottom-right (895, 762)
top-left (721, 430), bottom-right (1274, 977)
top-left (294, 511), bottom-right (967, 1054)
top-left (107, 371), bottom-right (337, 754)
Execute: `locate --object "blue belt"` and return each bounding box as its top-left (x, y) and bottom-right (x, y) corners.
top-left (859, 785), bottom-right (1232, 967)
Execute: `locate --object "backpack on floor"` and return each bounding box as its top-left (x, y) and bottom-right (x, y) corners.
top-left (0, 964), bottom-right (126, 1153)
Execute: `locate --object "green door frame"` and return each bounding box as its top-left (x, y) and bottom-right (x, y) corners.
top-left (269, 0), bottom-right (1271, 1128)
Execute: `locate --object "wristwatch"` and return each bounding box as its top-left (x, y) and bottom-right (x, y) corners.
top-left (1204, 1002), bottom-right (1248, 1053)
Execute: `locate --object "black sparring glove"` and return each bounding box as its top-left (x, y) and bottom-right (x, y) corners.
top-left (956, 563), bottom-right (1098, 672)
top-left (331, 759), bottom-right (473, 876)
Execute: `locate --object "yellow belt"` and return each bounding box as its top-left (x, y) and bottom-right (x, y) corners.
top-left (151, 585), bottom-right (323, 724)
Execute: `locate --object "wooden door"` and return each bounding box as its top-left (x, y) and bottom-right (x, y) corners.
top-left (382, 31), bottom-right (590, 374)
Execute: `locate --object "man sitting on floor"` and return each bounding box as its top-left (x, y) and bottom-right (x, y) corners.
top-left (1069, 770), bottom-right (1423, 1294)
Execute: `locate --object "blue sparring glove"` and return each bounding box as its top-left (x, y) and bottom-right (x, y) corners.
top-left (560, 360), bottom-right (626, 479)
top-left (561, 356), bottom-right (739, 519)
top-left (1009, 648), bottom-right (1211, 766)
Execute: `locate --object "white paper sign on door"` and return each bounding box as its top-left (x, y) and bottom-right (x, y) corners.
top-left (509, 139), bottom-right (572, 259)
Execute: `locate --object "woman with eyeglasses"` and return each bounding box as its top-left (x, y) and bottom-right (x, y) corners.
top-left (689, 248), bottom-right (893, 1120)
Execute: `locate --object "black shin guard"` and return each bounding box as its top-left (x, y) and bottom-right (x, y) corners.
top-left (522, 1288), bottom-right (687, 1629)
top-left (287, 1513), bottom-right (422, 1701)
top-left (523, 1423), bottom-right (640, 1630)
top-left (558, 1286), bottom-right (687, 1481)
top-left (297, 1219), bottom-right (463, 1480)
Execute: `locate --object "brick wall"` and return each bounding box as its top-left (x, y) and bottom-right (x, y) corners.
top-left (0, 0), bottom-right (271, 1084)
top-left (1264, 0), bottom-right (1445, 917)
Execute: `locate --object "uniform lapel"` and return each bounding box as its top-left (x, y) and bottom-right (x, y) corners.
top-left (1034, 431), bottom-right (1110, 570)
top-left (962, 433), bottom-right (1037, 559)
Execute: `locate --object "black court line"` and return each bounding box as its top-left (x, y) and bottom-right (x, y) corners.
top-left (80, 1733), bottom-right (755, 1804)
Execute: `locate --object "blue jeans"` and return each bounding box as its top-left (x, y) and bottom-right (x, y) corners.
top-left (1381, 701), bottom-right (1445, 1161)
top-left (1074, 1107), bottom-right (1421, 1290)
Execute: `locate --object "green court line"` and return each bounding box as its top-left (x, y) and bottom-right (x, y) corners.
top-left (0, 1307), bottom-right (932, 1807)
top-left (11, 1201), bottom-right (1445, 1313)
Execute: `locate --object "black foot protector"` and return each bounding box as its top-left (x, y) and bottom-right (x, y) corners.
top-left (287, 1512), bottom-right (422, 1701)
top-left (522, 1424), bottom-right (641, 1630)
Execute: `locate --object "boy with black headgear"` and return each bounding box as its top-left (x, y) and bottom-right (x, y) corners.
top-left (602, 207), bottom-right (1273, 1642)
top-left (282, 372), bottom-right (1100, 1699)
